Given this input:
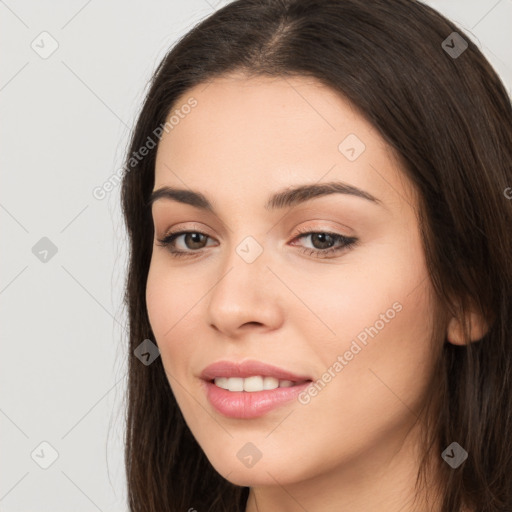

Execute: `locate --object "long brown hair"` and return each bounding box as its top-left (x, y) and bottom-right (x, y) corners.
top-left (120, 1), bottom-right (512, 510)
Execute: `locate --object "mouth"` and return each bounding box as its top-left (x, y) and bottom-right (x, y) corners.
top-left (208, 376), bottom-right (311, 392)
top-left (199, 359), bottom-right (313, 419)
top-left (200, 359), bottom-right (313, 386)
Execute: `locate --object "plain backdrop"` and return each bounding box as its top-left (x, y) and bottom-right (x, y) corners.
top-left (1, 0), bottom-right (511, 510)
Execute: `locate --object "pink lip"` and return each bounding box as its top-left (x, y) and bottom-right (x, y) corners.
top-left (200, 359), bottom-right (312, 382)
top-left (200, 360), bottom-right (313, 419)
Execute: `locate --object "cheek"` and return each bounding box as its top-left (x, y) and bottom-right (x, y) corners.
top-left (146, 256), bottom-right (201, 330)
top-left (308, 273), bottom-right (437, 428)
top-left (289, 234), bottom-right (429, 349)
top-left (284, 282), bottom-right (437, 478)
top-left (145, 260), bottom-right (198, 372)
top-left (296, 230), bottom-right (436, 402)
top-left (146, 261), bottom-right (206, 427)
top-left (146, 263), bottom-right (171, 339)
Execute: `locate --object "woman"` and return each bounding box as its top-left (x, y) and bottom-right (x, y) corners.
top-left (120, 0), bottom-right (512, 510)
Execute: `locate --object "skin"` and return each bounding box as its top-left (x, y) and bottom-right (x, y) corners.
top-left (145, 73), bottom-right (471, 511)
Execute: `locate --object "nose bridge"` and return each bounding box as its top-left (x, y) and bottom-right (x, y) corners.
top-left (206, 230), bottom-right (283, 333)
top-left (215, 232), bottom-right (271, 301)
top-left (234, 233), bottom-right (266, 267)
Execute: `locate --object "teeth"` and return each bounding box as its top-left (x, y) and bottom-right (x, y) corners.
top-left (244, 376), bottom-right (264, 392)
top-left (213, 376), bottom-right (298, 392)
top-left (264, 377), bottom-right (280, 390)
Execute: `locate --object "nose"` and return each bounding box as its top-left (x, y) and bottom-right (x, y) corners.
top-left (206, 242), bottom-right (285, 338)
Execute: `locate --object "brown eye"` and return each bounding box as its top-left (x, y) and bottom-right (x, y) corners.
top-left (291, 230), bottom-right (358, 259)
top-left (180, 232), bottom-right (208, 250)
top-left (156, 230), bottom-right (216, 257)
top-left (308, 233), bottom-right (336, 250)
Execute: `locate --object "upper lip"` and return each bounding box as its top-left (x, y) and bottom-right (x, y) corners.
top-left (200, 360), bottom-right (312, 382)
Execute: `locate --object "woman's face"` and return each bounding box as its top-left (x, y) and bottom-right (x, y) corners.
top-left (146, 74), bottom-right (440, 488)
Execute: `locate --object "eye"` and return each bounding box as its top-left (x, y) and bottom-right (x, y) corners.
top-left (156, 227), bottom-right (358, 259)
top-left (156, 230), bottom-right (216, 258)
top-left (290, 227), bottom-right (358, 259)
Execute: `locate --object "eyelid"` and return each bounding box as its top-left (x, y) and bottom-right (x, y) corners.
top-left (159, 222), bottom-right (213, 239)
top-left (292, 223), bottom-right (353, 238)
top-left (158, 221), bottom-right (353, 243)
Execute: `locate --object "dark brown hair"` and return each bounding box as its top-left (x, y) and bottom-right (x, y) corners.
top-left (120, 0), bottom-right (512, 510)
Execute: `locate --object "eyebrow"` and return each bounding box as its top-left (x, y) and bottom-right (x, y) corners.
top-left (147, 181), bottom-right (382, 212)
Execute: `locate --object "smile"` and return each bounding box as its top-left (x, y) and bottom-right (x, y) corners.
top-left (212, 376), bottom-right (309, 392)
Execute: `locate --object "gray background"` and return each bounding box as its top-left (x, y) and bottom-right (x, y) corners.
top-left (1, 0), bottom-right (511, 510)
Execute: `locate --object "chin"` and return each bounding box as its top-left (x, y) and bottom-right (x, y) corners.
top-left (207, 452), bottom-right (307, 487)
top-left (219, 465), bottom-right (282, 487)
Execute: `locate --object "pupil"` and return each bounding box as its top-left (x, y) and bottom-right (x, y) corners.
top-left (312, 233), bottom-right (333, 249)
top-left (186, 233), bottom-right (206, 249)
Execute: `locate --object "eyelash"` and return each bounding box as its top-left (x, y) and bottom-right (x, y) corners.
top-left (156, 226), bottom-right (358, 259)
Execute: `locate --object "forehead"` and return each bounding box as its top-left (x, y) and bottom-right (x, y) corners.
top-left (153, 73), bottom-right (416, 212)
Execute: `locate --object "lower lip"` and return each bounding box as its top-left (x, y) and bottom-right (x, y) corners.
top-left (203, 380), bottom-right (311, 419)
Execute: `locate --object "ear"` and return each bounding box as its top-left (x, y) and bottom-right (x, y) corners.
top-left (446, 301), bottom-right (491, 346)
